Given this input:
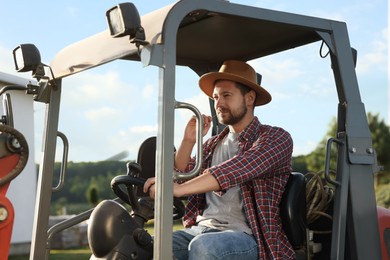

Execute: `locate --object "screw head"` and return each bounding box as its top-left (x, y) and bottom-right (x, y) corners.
top-left (0, 207), bottom-right (8, 221)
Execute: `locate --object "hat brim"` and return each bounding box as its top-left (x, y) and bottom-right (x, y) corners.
top-left (199, 72), bottom-right (272, 106)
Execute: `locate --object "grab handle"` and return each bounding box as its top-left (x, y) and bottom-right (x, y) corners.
top-left (324, 138), bottom-right (343, 186)
top-left (52, 131), bottom-right (69, 192)
top-left (173, 101), bottom-right (203, 181)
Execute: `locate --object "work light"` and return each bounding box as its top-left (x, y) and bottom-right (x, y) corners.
top-left (13, 44), bottom-right (41, 73)
top-left (106, 3), bottom-right (142, 38)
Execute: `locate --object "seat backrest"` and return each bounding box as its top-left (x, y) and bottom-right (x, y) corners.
top-left (280, 172), bottom-right (307, 249)
top-left (135, 136), bottom-right (157, 197)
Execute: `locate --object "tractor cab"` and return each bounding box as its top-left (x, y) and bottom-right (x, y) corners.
top-left (4, 0), bottom-right (389, 259)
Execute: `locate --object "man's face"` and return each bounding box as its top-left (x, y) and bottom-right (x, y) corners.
top-left (212, 80), bottom-right (248, 126)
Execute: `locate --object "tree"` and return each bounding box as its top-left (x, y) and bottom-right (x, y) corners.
top-left (376, 183), bottom-right (390, 208)
top-left (50, 161), bottom-right (127, 214)
top-left (304, 113), bottom-right (390, 208)
top-left (87, 183), bottom-right (99, 207)
top-left (305, 113), bottom-right (390, 175)
top-left (292, 155), bottom-right (308, 173)
top-left (305, 117), bottom-right (337, 173)
top-left (367, 113), bottom-right (390, 175)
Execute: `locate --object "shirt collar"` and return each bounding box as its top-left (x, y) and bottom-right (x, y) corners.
top-left (218, 116), bottom-right (261, 143)
top-left (238, 116), bottom-right (261, 143)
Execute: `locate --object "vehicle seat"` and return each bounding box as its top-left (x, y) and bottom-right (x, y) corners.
top-left (135, 136), bottom-right (157, 197)
top-left (280, 172), bottom-right (307, 257)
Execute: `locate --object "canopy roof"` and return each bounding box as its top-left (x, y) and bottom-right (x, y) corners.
top-left (50, 0), bottom-right (336, 78)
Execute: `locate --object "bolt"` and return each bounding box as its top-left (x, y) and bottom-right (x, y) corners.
top-left (0, 206), bottom-right (8, 221)
top-left (10, 137), bottom-right (21, 150)
top-left (366, 148), bottom-right (374, 154)
top-left (350, 147), bottom-right (357, 153)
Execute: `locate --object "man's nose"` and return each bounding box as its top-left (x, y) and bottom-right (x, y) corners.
top-left (215, 97), bottom-right (224, 109)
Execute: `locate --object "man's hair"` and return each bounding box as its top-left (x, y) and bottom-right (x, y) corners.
top-left (235, 82), bottom-right (257, 107)
top-left (234, 81), bottom-right (252, 96)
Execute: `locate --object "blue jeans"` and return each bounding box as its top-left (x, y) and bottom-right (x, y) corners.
top-left (172, 226), bottom-right (258, 260)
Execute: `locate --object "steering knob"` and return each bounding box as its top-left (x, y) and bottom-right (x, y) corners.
top-left (127, 162), bottom-right (142, 176)
top-left (133, 228), bottom-right (153, 247)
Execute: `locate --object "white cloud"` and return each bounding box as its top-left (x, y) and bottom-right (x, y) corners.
top-left (142, 84), bottom-right (155, 99)
top-left (84, 106), bottom-right (118, 122)
top-left (249, 58), bottom-right (303, 87)
top-left (248, 42), bottom-right (342, 107)
top-left (63, 70), bottom-right (135, 105)
top-left (30, 66), bottom-right (159, 162)
top-left (106, 124), bottom-right (158, 159)
top-left (293, 140), bottom-right (318, 156)
top-left (128, 124), bottom-right (158, 134)
top-left (179, 92), bottom-right (211, 119)
top-left (356, 27), bottom-right (388, 74)
top-left (298, 77), bottom-right (336, 98)
top-left (66, 6), bottom-right (79, 17)
top-left (0, 43), bottom-right (19, 76)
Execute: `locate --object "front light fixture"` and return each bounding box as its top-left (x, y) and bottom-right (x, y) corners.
top-left (106, 3), bottom-right (142, 38)
top-left (12, 44), bottom-right (45, 79)
top-left (13, 44), bottom-right (41, 72)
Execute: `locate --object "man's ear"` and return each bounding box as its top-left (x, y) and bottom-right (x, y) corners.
top-left (246, 90), bottom-right (256, 106)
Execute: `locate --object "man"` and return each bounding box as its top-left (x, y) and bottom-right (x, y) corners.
top-left (144, 60), bottom-right (294, 259)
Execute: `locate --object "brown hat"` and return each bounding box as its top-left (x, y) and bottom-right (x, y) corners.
top-left (199, 60), bottom-right (272, 106)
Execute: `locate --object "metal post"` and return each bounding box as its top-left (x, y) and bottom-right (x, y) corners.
top-left (330, 22), bottom-right (381, 259)
top-left (154, 65), bottom-right (176, 259)
top-left (329, 134), bottom-right (349, 259)
top-left (29, 81), bottom-right (62, 260)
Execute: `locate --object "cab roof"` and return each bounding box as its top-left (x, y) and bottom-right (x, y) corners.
top-left (50, 0), bottom-right (339, 78)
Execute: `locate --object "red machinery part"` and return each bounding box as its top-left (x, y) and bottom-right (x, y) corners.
top-left (377, 206), bottom-right (390, 260)
top-left (0, 154), bottom-right (19, 260)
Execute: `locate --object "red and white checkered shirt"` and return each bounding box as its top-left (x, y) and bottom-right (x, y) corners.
top-left (181, 117), bottom-right (295, 259)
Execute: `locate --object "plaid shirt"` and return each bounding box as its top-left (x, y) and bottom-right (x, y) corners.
top-left (181, 117), bottom-right (295, 259)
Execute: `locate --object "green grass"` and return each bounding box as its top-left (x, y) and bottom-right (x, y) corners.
top-left (49, 248), bottom-right (92, 259)
top-left (9, 248), bottom-right (91, 260)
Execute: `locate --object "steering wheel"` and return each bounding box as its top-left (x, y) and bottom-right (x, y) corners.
top-left (111, 162), bottom-right (185, 220)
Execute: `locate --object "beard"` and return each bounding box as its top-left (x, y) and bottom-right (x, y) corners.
top-left (217, 101), bottom-right (248, 126)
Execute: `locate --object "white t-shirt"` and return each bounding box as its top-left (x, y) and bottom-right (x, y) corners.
top-left (196, 132), bottom-right (252, 234)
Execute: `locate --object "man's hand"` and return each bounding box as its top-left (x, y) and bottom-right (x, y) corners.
top-left (143, 177), bottom-right (156, 198)
top-left (175, 115), bottom-right (212, 171)
top-left (143, 177), bottom-right (183, 198)
top-left (183, 114), bottom-right (212, 144)
top-left (143, 171), bottom-right (220, 199)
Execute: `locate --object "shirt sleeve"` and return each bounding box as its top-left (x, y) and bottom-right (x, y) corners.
top-left (208, 126), bottom-right (293, 190)
top-left (174, 135), bottom-right (217, 176)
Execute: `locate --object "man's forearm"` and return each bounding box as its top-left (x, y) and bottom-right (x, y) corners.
top-left (174, 139), bottom-right (195, 171)
top-left (175, 170), bottom-right (220, 197)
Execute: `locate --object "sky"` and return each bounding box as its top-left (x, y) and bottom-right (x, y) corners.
top-left (0, 0), bottom-right (388, 163)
